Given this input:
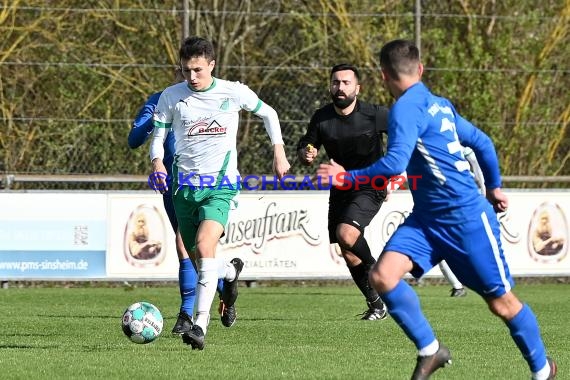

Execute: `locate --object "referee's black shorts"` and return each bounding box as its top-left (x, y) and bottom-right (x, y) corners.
top-left (328, 187), bottom-right (385, 243)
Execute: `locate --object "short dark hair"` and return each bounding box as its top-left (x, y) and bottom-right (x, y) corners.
top-left (379, 39), bottom-right (420, 80)
top-left (330, 63), bottom-right (360, 82)
top-left (179, 36), bottom-right (215, 62)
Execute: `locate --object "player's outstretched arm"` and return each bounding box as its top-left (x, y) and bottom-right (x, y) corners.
top-left (150, 158), bottom-right (168, 194)
top-left (385, 171), bottom-right (408, 201)
top-left (149, 118), bottom-right (169, 194)
top-left (128, 93), bottom-right (160, 149)
top-left (348, 101), bottom-right (417, 180)
top-left (272, 144), bottom-right (291, 180)
top-left (316, 159), bottom-right (346, 187)
top-left (254, 101), bottom-right (290, 179)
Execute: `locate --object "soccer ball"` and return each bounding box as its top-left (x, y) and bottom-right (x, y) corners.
top-left (121, 301), bottom-right (164, 344)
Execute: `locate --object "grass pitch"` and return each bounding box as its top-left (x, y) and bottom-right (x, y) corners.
top-left (0, 283), bottom-right (567, 379)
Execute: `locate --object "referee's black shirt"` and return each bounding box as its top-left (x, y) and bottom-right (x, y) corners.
top-left (297, 100), bottom-right (389, 171)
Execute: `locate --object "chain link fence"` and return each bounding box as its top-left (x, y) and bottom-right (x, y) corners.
top-left (2, 65), bottom-right (344, 190)
top-left (1, 1), bottom-right (568, 190)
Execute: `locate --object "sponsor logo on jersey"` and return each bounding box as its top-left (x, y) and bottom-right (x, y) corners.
top-left (188, 120), bottom-right (227, 136)
top-left (219, 98), bottom-right (230, 110)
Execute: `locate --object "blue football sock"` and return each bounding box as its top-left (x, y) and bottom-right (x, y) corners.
top-left (506, 304), bottom-right (547, 372)
top-left (179, 258), bottom-right (197, 315)
top-left (217, 278), bottom-right (224, 297)
top-left (381, 280), bottom-right (436, 350)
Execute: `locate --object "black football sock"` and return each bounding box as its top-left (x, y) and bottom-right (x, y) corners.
top-left (348, 262), bottom-right (383, 308)
top-left (343, 235), bottom-right (384, 308)
top-left (348, 233), bottom-right (376, 265)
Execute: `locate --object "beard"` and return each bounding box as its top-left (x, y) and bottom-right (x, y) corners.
top-left (331, 92), bottom-right (356, 109)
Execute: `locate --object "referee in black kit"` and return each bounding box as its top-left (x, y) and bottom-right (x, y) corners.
top-left (297, 63), bottom-right (389, 320)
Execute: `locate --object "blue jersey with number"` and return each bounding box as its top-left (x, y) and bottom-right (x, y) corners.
top-left (350, 82), bottom-right (501, 223)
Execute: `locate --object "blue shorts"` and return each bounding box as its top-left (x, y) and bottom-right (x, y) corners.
top-left (384, 200), bottom-right (514, 298)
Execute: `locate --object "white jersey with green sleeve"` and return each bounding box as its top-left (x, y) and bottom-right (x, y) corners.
top-left (153, 78), bottom-right (263, 186)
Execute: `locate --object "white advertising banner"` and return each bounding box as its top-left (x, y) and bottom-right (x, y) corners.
top-left (106, 193), bottom-right (179, 279)
top-left (216, 192), bottom-right (349, 279)
top-left (214, 190), bottom-right (570, 279)
top-left (0, 193), bottom-right (107, 279)
top-left (365, 191), bottom-right (570, 277)
top-left (1, 190), bottom-right (568, 280)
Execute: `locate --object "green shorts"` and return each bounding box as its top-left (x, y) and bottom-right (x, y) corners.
top-left (173, 186), bottom-right (239, 252)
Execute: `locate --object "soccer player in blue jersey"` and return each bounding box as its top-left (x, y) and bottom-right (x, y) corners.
top-left (317, 39), bottom-right (556, 380)
top-left (128, 68), bottom-right (226, 335)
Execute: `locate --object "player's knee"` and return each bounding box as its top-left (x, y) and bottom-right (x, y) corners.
top-left (368, 263), bottom-right (391, 291)
top-left (486, 292), bottom-right (523, 320)
top-left (335, 224), bottom-right (359, 248)
top-left (488, 302), bottom-right (513, 320)
top-left (336, 236), bottom-right (355, 250)
top-left (368, 266), bottom-right (382, 287)
top-left (194, 239), bottom-right (216, 258)
top-left (370, 251), bottom-right (411, 291)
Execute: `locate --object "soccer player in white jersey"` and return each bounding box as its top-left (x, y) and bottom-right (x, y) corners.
top-left (150, 36), bottom-right (290, 350)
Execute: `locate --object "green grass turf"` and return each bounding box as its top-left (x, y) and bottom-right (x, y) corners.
top-left (0, 283), bottom-right (567, 379)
